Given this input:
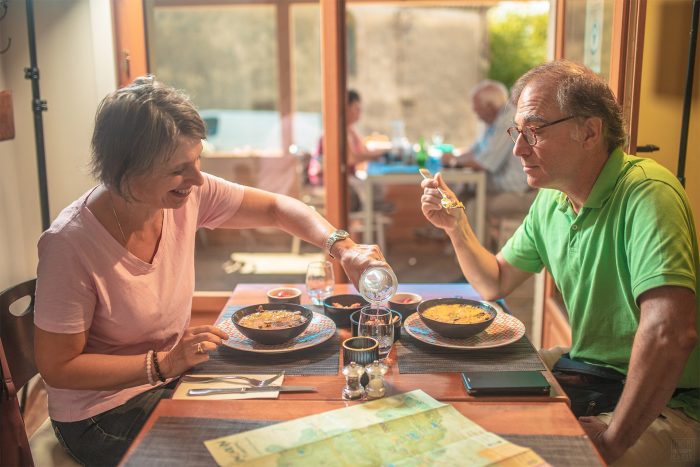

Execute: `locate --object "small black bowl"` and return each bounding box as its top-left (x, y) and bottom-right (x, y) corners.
top-left (323, 294), bottom-right (368, 328)
top-left (350, 309), bottom-right (402, 341)
top-left (232, 303), bottom-right (313, 345)
top-left (417, 298), bottom-right (496, 339)
top-left (388, 292), bottom-right (422, 318)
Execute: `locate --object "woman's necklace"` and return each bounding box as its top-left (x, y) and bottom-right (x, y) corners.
top-left (108, 191), bottom-right (128, 246)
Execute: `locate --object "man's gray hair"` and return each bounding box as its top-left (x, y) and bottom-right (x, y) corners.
top-left (510, 60), bottom-right (626, 154)
top-left (471, 80), bottom-right (509, 108)
top-left (90, 76), bottom-right (206, 199)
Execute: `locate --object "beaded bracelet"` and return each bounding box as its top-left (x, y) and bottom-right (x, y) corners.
top-left (152, 351), bottom-right (166, 383)
top-left (145, 350), bottom-right (155, 386)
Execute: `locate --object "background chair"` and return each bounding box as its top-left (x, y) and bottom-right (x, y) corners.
top-left (292, 151), bottom-right (392, 253)
top-left (0, 279), bottom-right (78, 466)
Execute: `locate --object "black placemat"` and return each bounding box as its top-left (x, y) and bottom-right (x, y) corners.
top-left (124, 417), bottom-right (602, 466)
top-left (501, 434), bottom-right (602, 466)
top-left (188, 306), bottom-right (340, 376)
top-left (123, 417), bottom-right (275, 466)
top-left (396, 334), bottom-right (545, 373)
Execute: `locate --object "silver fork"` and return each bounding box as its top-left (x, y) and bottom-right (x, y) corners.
top-left (180, 371), bottom-right (284, 386)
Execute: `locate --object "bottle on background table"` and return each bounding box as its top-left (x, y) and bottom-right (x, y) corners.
top-left (416, 137), bottom-right (428, 169)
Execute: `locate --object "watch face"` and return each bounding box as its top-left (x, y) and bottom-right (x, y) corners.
top-left (326, 230), bottom-right (350, 255)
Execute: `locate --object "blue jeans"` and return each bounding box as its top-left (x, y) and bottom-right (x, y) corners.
top-left (51, 380), bottom-right (177, 466)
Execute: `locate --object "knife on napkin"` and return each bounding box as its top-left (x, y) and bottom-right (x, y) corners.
top-left (187, 386), bottom-right (316, 396)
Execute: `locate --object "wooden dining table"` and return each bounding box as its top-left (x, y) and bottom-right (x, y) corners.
top-left (121, 283), bottom-right (603, 465)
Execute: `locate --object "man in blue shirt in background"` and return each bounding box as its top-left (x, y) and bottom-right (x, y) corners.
top-left (443, 80), bottom-right (536, 250)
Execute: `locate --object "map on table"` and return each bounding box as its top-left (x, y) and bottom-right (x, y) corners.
top-left (204, 390), bottom-right (545, 466)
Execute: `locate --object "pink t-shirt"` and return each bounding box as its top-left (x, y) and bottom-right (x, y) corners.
top-left (34, 173), bottom-right (244, 422)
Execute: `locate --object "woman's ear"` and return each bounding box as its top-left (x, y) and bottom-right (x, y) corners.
top-left (579, 116), bottom-right (603, 150)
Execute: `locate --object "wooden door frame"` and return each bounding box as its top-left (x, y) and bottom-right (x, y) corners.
top-left (320, 0), bottom-right (350, 282)
top-left (112, 0), bottom-right (149, 87)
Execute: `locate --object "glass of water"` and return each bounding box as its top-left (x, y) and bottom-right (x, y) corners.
top-left (358, 306), bottom-right (394, 359)
top-left (305, 261), bottom-right (335, 305)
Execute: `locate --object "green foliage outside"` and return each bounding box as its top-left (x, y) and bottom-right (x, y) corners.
top-left (487, 11), bottom-right (548, 90)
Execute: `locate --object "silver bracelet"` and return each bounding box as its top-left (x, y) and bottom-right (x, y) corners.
top-left (146, 350), bottom-right (155, 386)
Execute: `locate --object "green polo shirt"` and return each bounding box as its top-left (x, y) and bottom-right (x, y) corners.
top-left (502, 149), bottom-right (699, 390)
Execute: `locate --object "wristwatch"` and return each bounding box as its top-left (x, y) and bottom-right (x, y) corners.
top-left (324, 229), bottom-right (350, 258)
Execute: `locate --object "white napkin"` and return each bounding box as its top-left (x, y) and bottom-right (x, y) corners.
top-left (172, 374), bottom-right (284, 400)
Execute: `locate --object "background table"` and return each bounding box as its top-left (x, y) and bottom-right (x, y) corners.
top-left (360, 164), bottom-right (487, 244)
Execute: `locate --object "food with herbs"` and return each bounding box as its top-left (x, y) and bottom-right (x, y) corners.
top-left (422, 304), bottom-right (492, 324)
top-left (238, 306), bottom-right (307, 329)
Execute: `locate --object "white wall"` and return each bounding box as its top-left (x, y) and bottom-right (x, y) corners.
top-left (0, 0), bottom-right (115, 291)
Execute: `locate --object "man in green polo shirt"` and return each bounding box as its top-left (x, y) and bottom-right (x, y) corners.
top-left (420, 59), bottom-right (698, 466)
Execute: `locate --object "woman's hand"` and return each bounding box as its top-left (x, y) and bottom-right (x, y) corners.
top-left (420, 172), bottom-right (466, 232)
top-left (336, 242), bottom-right (388, 288)
top-left (160, 325), bottom-right (229, 378)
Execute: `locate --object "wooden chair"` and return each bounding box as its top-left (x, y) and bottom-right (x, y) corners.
top-left (0, 279), bottom-right (78, 466)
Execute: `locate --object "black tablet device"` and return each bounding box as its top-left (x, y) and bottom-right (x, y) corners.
top-left (462, 371), bottom-right (551, 396)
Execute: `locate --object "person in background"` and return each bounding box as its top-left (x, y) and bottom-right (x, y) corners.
top-left (421, 60), bottom-right (698, 465)
top-left (442, 80), bottom-right (536, 249)
top-left (346, 89), bottom-right (389, 171)
top-left (310, 89), bottom-right (392, 212)
top-left (34, 76), bottom-right (388, 466)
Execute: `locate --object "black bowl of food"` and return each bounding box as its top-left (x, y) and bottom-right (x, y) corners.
top-left (323, 294), bottom-right (368, 328)
top-left (232, 303), bottom-right (313, 345)
top-left (388, 292), bottom-right (422, 318)
top-left (417, 298), bottom-right (497, 339)
top-left (350, 308), bottom-right (403, 341)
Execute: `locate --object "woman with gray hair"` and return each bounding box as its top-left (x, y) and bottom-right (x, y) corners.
top-left (33, 76), bottom-right (387, 465)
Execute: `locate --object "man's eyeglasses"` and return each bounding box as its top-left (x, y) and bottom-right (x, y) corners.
top-left (506, 115), bottom-right (577, 146)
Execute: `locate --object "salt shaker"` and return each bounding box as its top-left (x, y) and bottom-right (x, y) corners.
top-left (342, 362), bottom-right (366, 400)
top-left (365, 360), bottom-right (389, 398)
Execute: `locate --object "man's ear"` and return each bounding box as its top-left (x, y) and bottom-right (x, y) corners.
top-left (579, 116), bottom-right (603, 149)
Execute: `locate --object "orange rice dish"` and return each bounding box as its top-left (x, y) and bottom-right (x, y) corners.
top-left (422, 304), bottom-right (492, 324)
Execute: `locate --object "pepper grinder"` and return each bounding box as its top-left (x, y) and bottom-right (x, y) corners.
top-left (342, 362), bottom-right (366, 400)
top-left (365, 360), bottom-right (389, 398)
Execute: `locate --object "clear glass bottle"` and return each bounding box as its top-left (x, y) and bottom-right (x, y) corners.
top-left (390, 120), bottom-right (412, 165)
top-left (415, 136), bottom-right (427, 169)
top-left (358, 266), bottom-right (398, 305)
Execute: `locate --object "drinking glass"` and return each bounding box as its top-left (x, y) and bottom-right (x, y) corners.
top-left (305, 261), bottom-right (335, 305)
top-left (358, 306), bottom-right (394, 359)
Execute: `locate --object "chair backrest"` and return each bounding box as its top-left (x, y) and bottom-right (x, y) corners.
top-left (0, 279), bottom-right (38, 396)
top-left (0, 278), bottom-right (37, 466)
